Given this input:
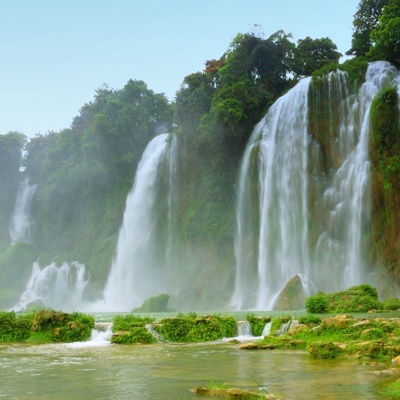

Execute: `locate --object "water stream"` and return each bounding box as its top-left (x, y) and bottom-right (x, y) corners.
top-left (0, 340), bottom-right (391, 399)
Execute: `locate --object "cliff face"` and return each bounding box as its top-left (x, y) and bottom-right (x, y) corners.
top-left (370, 86), bottom-right (400, 284)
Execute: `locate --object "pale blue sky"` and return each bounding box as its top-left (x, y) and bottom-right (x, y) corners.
top-left (1, 0), bottom-right (360, 137)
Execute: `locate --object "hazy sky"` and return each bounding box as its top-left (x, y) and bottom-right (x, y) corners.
top-left (1, 0), bottom-right (360, 137)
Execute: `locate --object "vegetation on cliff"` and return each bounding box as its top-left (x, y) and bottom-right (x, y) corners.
top-left (0, 0), bottom-right (399, 309)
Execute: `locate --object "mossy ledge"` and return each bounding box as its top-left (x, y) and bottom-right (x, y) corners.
top-left (0, 310), bottom-right (94, 343)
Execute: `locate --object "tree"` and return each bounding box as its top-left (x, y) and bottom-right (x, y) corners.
top-left (291, 37), bottom-right (342, 77)
top-left (347, 0), bottom-right (389, 56)
top-left (368, 0), bottom-right (400, 66)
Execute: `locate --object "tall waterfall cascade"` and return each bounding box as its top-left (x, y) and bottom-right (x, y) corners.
top-left (9, 178), bottom-right (36, 244)
top-left (232, 61), bottom-right (400, 310)
top-left (102, 133), bottom-right (177, 311)
top-left (11, 261), bottom-right (89, 312)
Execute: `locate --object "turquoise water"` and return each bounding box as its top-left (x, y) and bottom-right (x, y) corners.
top-left (0, 339), bottom-right (393, 399)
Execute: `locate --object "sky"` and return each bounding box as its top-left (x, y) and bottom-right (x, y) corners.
top-left (0, 0), bottom-right (360, 138)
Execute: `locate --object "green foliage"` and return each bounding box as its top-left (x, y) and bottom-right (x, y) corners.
top-left (245, 313), bottom-right (271, 336)
top-left (0, 311), bottom-right (33, 342)
top-left (112, 314), bottom-right (155, 331)
top-left (0, 310), bottom-right (94, 343)
top-left (153, 313), bottom-right (237, 342)
top-left (305, 293), bottom-right (329, 314)
top-left (380, 380), bottom-right (400, 399)
top-left (133, 293), bottom-right (172, 313)
top-left (370, 86), bottom-right (400, 269)
top-left (298, 315), bottom-right (322, 326)
top-left (30, 310), bottom-right (94, 342)
top-left (368, 0), bottom-right (400, 66)
top-left (383, 297), bottom-right (400, 310)
top-left (308, 341), bottom-right (343, 359)
top-left (270, 315), bottom-right (292, 334)
top-left (347, 0), bottom-right (389, 56)
top-left (111, 327), bottom-right (157, 344)
top-left (291, 36), bottom-right (342, 78)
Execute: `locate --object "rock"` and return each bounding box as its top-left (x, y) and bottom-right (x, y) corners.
top-left (321, 316), bottom-right (355, 329)
top-left (273, 274), bottom-right (308, 310)
top-left (356, 340), bottom-right (384, 358)
top-left (111, 330), bottom-right (129, 340)
top-left (239, 342), bottom-right (258, 349)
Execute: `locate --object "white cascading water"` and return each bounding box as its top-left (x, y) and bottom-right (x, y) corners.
top-left (232, 61), bottom-right (400, 310)
top-left (232, 78), bottom-right (311, 310)
top-left (102, 133), bottom-right (174, 311)
top-left (9, 178), bottom-right (36, 244)
top-left (11, 261), bottom-right (89, 312)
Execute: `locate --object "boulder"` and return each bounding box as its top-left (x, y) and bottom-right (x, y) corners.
top-left (273, 274), bottom-right (308, 310)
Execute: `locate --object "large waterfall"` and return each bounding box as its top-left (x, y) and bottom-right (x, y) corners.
top-left (232, 61), bottom-right (400, 310)
top-left (102, 133), bottom-right (177, 311)
top-left (9, 178), bottom-right (36, 244)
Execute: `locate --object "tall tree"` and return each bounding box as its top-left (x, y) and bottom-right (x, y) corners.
top-left (368, 0), bottom-right (400, 66)
top-left (347, 0), bottom-right (389, 56)
top-left (291, 37), bottom-right (342, 77)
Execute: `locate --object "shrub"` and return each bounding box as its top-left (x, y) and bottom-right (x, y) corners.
top-left (383, 297), bottom-right (400, 311)
top-left (298, 315), bottom-right (322, 326)
top-left (305, 293), bottom-right (329, 314)
top-left (246, 313), bottom-right (271, 336)
top-left (111, 327), bottom-right (156, 344)
top-left (153, 313), bottom-right (237, 342)
top-left (113, 314), bottom-right (155, 331)
top-left (308, 341), bottom-right (343, 359)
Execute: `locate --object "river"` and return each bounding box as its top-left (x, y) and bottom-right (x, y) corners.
top-left (0, 336), bottom-right (392, 399)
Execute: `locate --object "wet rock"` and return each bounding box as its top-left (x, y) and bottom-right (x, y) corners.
top-left (273, 274), bottom-right (308, 310)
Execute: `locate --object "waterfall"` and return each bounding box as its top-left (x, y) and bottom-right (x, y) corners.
top-left (102, 133), bottom-right (176, 311)
top-left (232, 61), bottom-right (400, 310)
top-left (232, 78), bottom-right (311, 310)
top-left (11, 261), bottom-right (89, 312)
top-left (9, 178), bottom-right (36, 244)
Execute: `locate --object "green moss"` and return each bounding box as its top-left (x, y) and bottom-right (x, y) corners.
top-left (383, 298), bottom-right (400, 310)
top-left (305, 293), bottom-right (329, 313)
top-left (245, 313), bottom-right (271, 336)
top-left (0, 310), bottom-right (94, 343)
top-left (308, 341), bottom-right (343, 359)
top-left (111, 327), bottom-right (157, 344)
top-left (112, 314), bottom-right (155, 331)
top-left (133, 293), bottom-right (173, 313)
top-left (369, 86), bottom-right (400, 273)
top-left (153, 313), bottom-right (237, 342)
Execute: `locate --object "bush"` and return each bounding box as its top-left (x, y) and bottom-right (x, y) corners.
top-left (111, 327), bottom-right (156, 344)
top-left (246, 313), bottom-right (271, 336)
top-left (298, 315), bottom-right (322, 326)
top-left (308, 341), bottom-right (343, 359)
top-left (153, 313), bottom-right (237, 342)
top-left (305, 293), bottom-right (329, 314)
top-left (113, 314), bottom-right (155, 331)
top-left (383, 297), bottom-right (400, 311)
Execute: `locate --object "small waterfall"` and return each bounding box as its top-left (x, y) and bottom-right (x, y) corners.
top-left (236, 320), bottom-right (252, 337)
top-left (232, 61), bottom-right (400, 311)
top-left (103, 133), bottom-right (176, 311)
top-left (66, 322), bottom-right (113, 348)
top-left (11, 261), bottom-right (89, 312)
top-left (261, 321), bottom-right (272, 336)
top-left (9, 178), bottom-right (36, 244)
